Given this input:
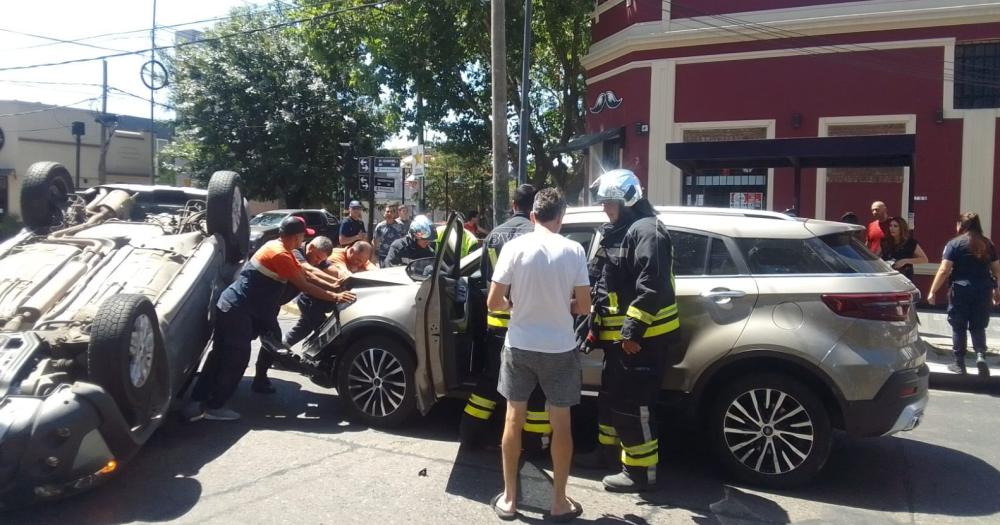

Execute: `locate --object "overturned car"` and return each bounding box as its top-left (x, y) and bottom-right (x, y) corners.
top-left (0, 161), bottom-right (248, 506)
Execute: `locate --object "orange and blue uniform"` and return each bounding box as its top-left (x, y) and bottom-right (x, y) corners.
top-left (192, 241), bottom-right (303, 409)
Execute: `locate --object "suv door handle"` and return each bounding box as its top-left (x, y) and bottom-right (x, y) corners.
top-left (700, 289), bottom-right (747, 302)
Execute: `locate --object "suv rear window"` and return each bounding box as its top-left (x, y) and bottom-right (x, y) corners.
top-left (816, 232), bottom-right (892, 273)
top-left (737, 235), bottom-right (892, 275)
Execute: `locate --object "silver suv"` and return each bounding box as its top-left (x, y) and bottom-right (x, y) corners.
top-left (297, 208), bottom-right (929, 487)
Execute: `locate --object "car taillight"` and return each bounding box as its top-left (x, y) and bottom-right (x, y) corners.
top-left (821, 292), bottom-right (912, 322)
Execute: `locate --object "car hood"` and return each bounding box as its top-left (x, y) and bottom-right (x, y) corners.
top-left (346, 266), bottom-right (416, 287)
top-left (250, 225), bottom-right (278, 234)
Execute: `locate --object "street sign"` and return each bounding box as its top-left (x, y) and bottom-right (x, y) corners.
top-left (374, 157), bottom-right (403, 200)
top-left (374, 157), bottom-right (401, 173)
top-left (358, 157), bottom-right (372, 174)
top-left (359, 173), bottom-right (372, 192)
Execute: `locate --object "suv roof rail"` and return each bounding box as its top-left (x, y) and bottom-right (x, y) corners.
top-left (566, 206), bottom-right (796, 220)
top-left (652, 206), bottom-right (797, 220)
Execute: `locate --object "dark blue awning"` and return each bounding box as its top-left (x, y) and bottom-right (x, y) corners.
top-left (665, 134), bottom-right (916, 171)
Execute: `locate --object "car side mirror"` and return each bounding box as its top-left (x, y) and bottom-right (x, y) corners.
top-left (406, 257), bottom-right (435, 282)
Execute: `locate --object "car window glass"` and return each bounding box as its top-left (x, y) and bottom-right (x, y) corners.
top-left (737, 238), bottom-right (834, 274)
top-left (325, 212), bottom-right (338, 225)
top-left (561, 229), bottom-right (594, 255)
top-left (708, 238), bottom-right (738, 275)
top-left (816, 233), bottom-right (891, 273)
top-left (303, 212), bottom-right (324, 227)
top-left (249, 212), bottom-right (285, 226)
top-left (670, 231), bottom-right (708, 276)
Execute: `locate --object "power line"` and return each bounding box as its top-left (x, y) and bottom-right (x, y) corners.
top-left (5, 1), bottom-right (303, 53)
top-left (0, 0), bottom-right (390, 73)
top-left (0, 27), bottom-right (129, 53)
top-left (0, 97), bottom-right (100, 118)
top-left (0, 78), bottom-right (103, 87)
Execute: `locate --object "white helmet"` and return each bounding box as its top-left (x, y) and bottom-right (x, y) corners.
top-left (590, 169), bottom-right (643, 207)
top-left (409, 215), bottom-right (435, 240)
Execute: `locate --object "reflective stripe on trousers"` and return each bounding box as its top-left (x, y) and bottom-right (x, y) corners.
top-left (463, 393), bottom-right (497, 420)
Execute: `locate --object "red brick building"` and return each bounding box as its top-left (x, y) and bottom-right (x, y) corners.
top-left (580, 0), bottom-right (1000, 282)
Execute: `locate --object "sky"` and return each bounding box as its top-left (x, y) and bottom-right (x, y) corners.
top-left (0, 0), bottom-right (415, 148)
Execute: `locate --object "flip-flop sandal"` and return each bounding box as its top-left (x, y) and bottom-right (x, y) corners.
top-left (547, 497), bottom-right (583, 523)
top-left (491, 492), bottom-right (518, 521)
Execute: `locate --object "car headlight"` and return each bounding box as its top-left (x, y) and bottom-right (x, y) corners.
top-left (249, 231), bottom-right (264, 241)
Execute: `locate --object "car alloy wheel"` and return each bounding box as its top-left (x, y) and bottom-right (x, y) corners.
top-left (723, 388), bottom-right (814, 475)
top-left (347, 347), bottom-right (407, 418)
top-left (128, 313), bottom-right (156, 388)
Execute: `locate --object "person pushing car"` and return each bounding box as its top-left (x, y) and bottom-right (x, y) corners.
top-left (185, 216), bottom-right (354, 421)
top-left (577, 169), bottom-right (679, 492)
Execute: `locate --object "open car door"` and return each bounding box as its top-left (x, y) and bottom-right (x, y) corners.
top-left (413, 214), bottom-right (469, 412)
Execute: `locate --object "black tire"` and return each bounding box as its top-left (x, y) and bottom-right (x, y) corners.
top-left (87, 294), bottom-right (166, 426)
top-left (709, 373), bottom-right (833, 488)
top-left (20, 161), bottom-right (74, 231)
top-left (207, 170), bottom-right (247, 263)
top-left (336, 336), bottom-right (417, 428)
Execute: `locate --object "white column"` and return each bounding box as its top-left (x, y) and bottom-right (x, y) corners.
top-left (647, 61), bottom-right (677, 205)
top-left (960, 113), bottom-right (996, 236)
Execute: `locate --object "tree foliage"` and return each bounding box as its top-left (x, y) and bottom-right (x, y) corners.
top-left (301, 0), bottom-right (592, 202)
top-left (167, 6), bottom-right (394, 207)
top-left (419, 152), bottom-right (494, 222)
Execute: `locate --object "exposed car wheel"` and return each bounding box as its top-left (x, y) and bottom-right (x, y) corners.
top-left (336, 336), bottom-right (417, 428)
top-left (207, 170), bottom-right (248, 263)
top-left (87, 294), bottom-right (166, 426)
top-left (20, 161), bottom-right (74, 231)
top-left (710, 373), bottom-right (832, 488)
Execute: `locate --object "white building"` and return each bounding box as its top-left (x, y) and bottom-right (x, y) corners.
top-left (0, 100), bottom-right (154, 219)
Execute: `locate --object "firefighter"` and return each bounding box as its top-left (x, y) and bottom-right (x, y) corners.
top-left (384, 215), bottom-right (436, 267)
top-left (459, 184), bottom-right (552, 453)
top-left (580, 169), bottom-right (679, 492)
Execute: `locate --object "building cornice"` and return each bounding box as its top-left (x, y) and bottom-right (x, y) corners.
top-left (583, 0), bottom-right (1000, 72)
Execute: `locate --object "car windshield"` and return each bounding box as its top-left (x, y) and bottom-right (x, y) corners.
top-left (250, 212), bottom-right (286, 227)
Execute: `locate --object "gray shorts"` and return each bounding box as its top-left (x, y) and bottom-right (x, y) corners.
top-left (497, 345), bottom-right (582, 408)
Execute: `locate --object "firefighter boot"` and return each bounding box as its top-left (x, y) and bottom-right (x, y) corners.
top-left (602, 467), bottom-right (653, 493)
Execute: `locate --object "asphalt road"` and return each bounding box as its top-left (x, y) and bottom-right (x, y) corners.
top-left (5, 354), bottom-right (1000, 524)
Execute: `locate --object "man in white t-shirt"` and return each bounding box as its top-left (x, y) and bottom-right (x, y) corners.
top-left (487, 188), bottom-right (591, 521)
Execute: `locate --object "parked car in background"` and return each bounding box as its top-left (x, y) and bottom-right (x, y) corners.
top-left (249, 209), bottom-right (339, 252)
top-left (293, 208), bottom-right (929, 488)
top-left (0, 161), bottom-right (248, 506)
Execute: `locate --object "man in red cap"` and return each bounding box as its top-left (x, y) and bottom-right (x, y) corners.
top-left (251, 217), bottom-right (347, 393)
top-left (185, 216), bottom-right (354, 421)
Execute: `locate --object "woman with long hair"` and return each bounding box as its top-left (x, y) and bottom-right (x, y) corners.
top-left (880, 216), bottom-right (928, 281)
top-left (928, 213), bottom-right (1000, 376)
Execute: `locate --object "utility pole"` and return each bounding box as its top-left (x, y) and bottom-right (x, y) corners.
top-left (97, 60), bottom-right (109, 185)
top-left (517, 0), bottom-right (533, 186)
top-left (490, 0), bottom-right (509, 227)
top-left (417, 92), bottom-right (426, 215)
top-left (71, 122), bottom-right (85, 188)
top-left (150, 0), bottom-right (157, 185)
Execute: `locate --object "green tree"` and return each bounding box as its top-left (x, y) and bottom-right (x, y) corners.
top-left (420, 151), bottom-right (493, 221)
top-left (301, 0), bottom-right (592, 203)
top-left (168, 5), bottom-right (393, 207)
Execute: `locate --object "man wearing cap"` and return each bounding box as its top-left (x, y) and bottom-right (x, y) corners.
top-left (251, 231), bottom-right (349, 394)
top-left (339, 200), bottom-right (368, 247)
top-left (185, 216), bottom-right (352, 421)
